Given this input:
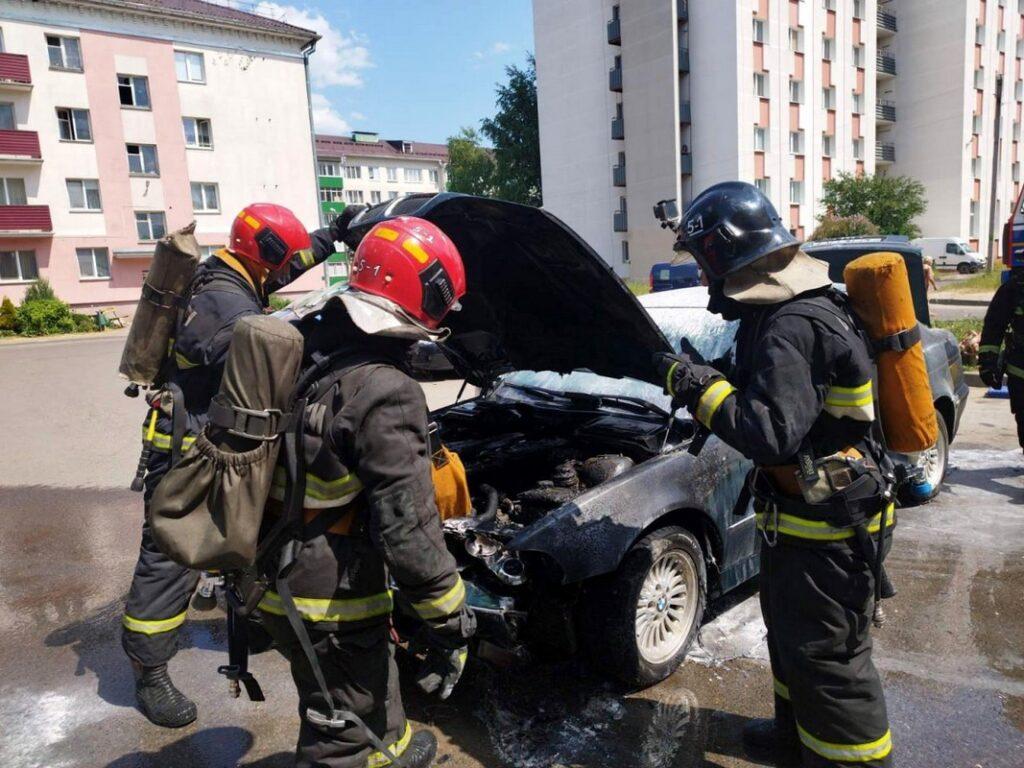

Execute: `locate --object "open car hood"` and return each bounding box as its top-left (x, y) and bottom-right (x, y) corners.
top-left (347, 193), bottom-right (673, 387)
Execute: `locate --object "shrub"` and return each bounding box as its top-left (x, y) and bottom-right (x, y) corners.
top-left (626, 279), bottom-right (650, 296)
top-left (268, 294), bottom-right (292, 311)
top-left (72, 313), bottom-right (98, 333)
top-left (16, 298), bottom-right (76, 336)
top-left (808, 214), bottom-right (880, 241)
top-left (0, 296), bottom-right (18, 332)
top-left (22, 278), bottom-right (57, 303)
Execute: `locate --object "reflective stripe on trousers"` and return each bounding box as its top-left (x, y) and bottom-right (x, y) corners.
top-left (122, 610), bottom-right (187, 635)
top-left (366, 722), bottom-right (413, 768)
top-left (141, 426), bottom-right (196, 453)
top-left (257, 589), bottom-right (393, 623)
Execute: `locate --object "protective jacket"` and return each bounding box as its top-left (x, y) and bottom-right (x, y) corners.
top-left (980, 277), bottom-right (1024, 379)
top-left (257, 307), bottom-right (469, 768)
top-left (697, 286), bottom-right (894, 767)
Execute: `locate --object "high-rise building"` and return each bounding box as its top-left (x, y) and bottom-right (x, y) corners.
top-left (0, 0), bottom-right (321, 311)
top-left (535, 0), bottom-right (1024, 279)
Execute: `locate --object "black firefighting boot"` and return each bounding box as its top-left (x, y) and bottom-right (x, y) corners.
top-left (132, 661), bottom-right (197, 728)
top-left (401, 730), bottom-right (439, 768)
top-left (742, 718), bottom-right (801, 766)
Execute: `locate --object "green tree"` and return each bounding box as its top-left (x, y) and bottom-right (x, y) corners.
top-left (808, 213), bottom-right (880, 241)
top-left (481, 55), bottom-right (541, 206)
top-left (819, 172), bottom-right (927, 238)
top-left (23, 278), bottom-right (57, 303)
top-left (446, 127), bottom-right (495, 196)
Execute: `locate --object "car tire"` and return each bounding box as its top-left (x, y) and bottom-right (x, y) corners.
top-left (904, 409), bottom-right (950, 504)
top-left (580, 526), bottom-right (706, 688)
top-left (957, 262), bottom-right (973, 274)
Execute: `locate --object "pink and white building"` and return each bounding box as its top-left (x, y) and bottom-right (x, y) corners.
top-left (0, 0), bottom-right (323, 311)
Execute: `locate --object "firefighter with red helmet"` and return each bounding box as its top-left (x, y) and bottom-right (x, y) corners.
top-left (123, 203), bottom-right (364, 728)
top-left (257, 216), bottom-right (475, 768)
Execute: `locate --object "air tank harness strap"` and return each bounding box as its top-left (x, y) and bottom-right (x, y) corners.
top-left (207, 394), bottom-right (294, 442)
top-left (140, 282), bottom-right (187, 310)
top-left (870, 324), bottom-right (921, 354)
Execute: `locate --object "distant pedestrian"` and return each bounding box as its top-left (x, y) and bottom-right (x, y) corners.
top-left (923, 256), bottom-right (938, 294)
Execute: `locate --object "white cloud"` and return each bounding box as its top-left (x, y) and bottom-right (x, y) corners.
top-left (225, 2), bottom-right (373, 88)
top-left (350, 111), bottom-right (367, 121)
top-left (491, 41), bottom-right (512, 54)
top-left (311, 92), bottom-right (350, 134)
top-left (471, 41), bottom-right (514, 62)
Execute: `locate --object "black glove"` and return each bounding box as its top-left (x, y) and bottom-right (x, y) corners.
top-left (654, 352), bottom-right (724, 410)
top-left (978, 351), bottom-right (1002, 389)
top-left (329, 204), bottom-right (367, 250)
top-left (415, 645), bottom-right (468, 700)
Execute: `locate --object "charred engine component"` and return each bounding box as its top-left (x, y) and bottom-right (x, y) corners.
top-left (515, 454), bottom-right (635, 520)
top-left (464, 530), bottom-right (528, 586)
top-left (579, 454), bottom-right (634, 485)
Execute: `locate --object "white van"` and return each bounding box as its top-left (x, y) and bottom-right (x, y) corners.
top-left (911, 237), bottom-right (985, 273)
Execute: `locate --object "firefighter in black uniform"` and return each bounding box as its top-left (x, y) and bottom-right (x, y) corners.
top-left (259, 215), bottom-right (474, 768)
top-left (979, 268), bottom-right (1024, 452)
top-left (657, 182), bottom-right (894, 767)
top-left (123, 203), bottom-right (364, 728)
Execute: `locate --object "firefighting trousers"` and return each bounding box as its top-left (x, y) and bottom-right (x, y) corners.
top-left (262, 616), bottom-right (409, 768)
top-left (760, 539), bottom-right (892, 767)
top-left (122, 454), bottom-right (199, 667)
top-left (1006, 376), bottom-right (1024, 449)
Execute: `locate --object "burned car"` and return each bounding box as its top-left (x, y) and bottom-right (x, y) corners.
top-left (338, 194), bottom-right (759, 687)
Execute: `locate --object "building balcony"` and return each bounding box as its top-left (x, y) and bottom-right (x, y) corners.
top-left (0, 205), bottom-right (53, 237)
top-left (613, 163), bottom-right (626, 187)
top-left (677, 0), bottom-right (688, 22)
top-left (681, 152), bottom-right (693, 175)
top-left (876, 142), bottom-right (895, 163)
top-left (613, 209), bottom-right (628, 232)
top-left (609, 65), bottom-right (623, 92)
top-left (876, 100), bottom-right (896, 123)
top-left (877, 54), bottom-right (896, 77)
top-left (321, 200), bottom-right (345, 216)
top-left (0, 53), bottom-right (32, 91)
top-left (877, 10), bottom-right (897, 37)
top-left (607, 17), bottom-right (621, 45)
top-left (0, 129), bottom-right (42, 164)
top-left (678, 46), bottom-right (690, 72)
top-left (319, 175), bottom-right (344, 190)
top-left (611, 116), bottom-right (624, 140)
top-left (679, 100), bottom-right (691, 124)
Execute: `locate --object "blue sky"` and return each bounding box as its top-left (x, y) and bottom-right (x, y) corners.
top-left (237, 1), bottom-right (535, 144)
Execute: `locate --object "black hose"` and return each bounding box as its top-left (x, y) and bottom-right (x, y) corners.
top-left (474, 484), bottom-right (499, 524)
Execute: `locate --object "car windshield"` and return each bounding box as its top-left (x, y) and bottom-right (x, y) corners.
top-left (496, 289), bottom-right (738, 411)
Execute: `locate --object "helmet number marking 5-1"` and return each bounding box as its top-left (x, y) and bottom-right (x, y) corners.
top-left (686, 214), bottom-right (704, 236)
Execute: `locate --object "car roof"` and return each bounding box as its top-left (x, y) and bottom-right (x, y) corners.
top-left (803, 235), bottom-right (919, 256)
top-left (638, 286), bottom-right (710, 309)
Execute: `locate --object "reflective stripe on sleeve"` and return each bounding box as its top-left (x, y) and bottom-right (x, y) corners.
top-left (366, 722), bottom-right (413, 768)
top-left (694, 379), bottom-right (736, 428)
top-left (665, 361), bottom-right (680, 398)
top-left (979, 344), bottom-right (1002, 354)
top-left (797, 724), bottom-right (893, 763)
top-left (1007, 363), bottom-right (1024, 380)
top-left (756, 503), bottom-right (896, 541)
top-left (823, 381), bottom-right (875, 422)
top-left (268, 466), bottom-right (364, 509)
top-left (411, 576), bottom-right (466, 620)
top-left (174, 351), bottom-right (199, 370)
top-left (122, 611), bottom-right (187, 635)
top-left (773, 676), bottom-right (790, 700)
top-left (257, 589), bottom-right (393, 623)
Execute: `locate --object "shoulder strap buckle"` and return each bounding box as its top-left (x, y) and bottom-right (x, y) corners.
top-left (208, 394), bottom-right (293, 441)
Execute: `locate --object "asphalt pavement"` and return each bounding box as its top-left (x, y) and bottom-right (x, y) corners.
top-left (0, 334), bottom-right (1022, 768)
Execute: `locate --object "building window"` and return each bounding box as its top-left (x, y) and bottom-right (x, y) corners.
top-left (789, 130), bottom-right (805, 154)
top-left (853, 45), bottom-right (865, 67)
top-left (972, 156), bottom-right (983, 178)
top-left (367, 166), bottom-right (378, 180)
top-left (973, 113), bottom-right (984, 134)
top-left (0, 177), bottom-right (27, 205)
top-left (0, 27), bottom-right (5, 53)
top-left (345, 190), bottom-right (364, 204)
top-left (175, 51), bottom-right (205, 83)
top-left (822, 37), bottom-right (835, 62)
top-left (126, 144), bottom-right (159, 176)
top-left (754, 126), bottom-right (768, 151)
top-left (789, 79), bottom-right (803, 104)
top-left (852, 92), bottom-right (865, 114)
top-left (343, 165), bottom-right (361, 179)
top-left (976, 24), bottom-right (985, 46)
top-left (386, 167), bottom-right (399, 182)
top-left (755, 177), bottom-right (771, 196)
top-left (822, 133), bottom-right (835, 157)
top-left (822, 86), bottom-right (837, 109)
top-left (853, 0), bottom-right (865, 19)
top-left (387, 191), bottom-right (399, 200)
top-left (135, 211), bottom-right (167, 241)
top-left (199, 245), bottom-right (223, 261)
top-left (319, 188), bottom-right (344, 202)
top-left (621, 241), bottom-right (630, 264)
top-left (789, 180), bottom-right (804, 204)
top-left (0, 102), bottom-right (13, 131)
top-left (46, 35), bottom-right (82, 71)
top-left (754, 71), bottom-right (769, 97)
top-left (190, 182), bottom-right (219, 212)
top-left (1014, 162), bottom-right (1021, 183)
top-left (66, 178), bottom-right (101, 211)
top-left (852, 138), bottom-right (864, 160)
top-left (182, 117), bottom-right (212, 148)
top-left (975, 68), bottom-right (985, 89)
top-left (428, 169), bottom-right (440, 184)
top-left (999, 30), bottom-right (1007, 53)
top-left (56, 107), bottom-right (91, 141)
top-left (789, 27), bottom-right (803, 53)
top-left (0, 250), bottom-right (38, 282)
top-left (970, 200), bottom-right (979, 237)
top-left (118, 74), bottom-right (151, 109)
top-left (370, 190), bottom-right (382, 204)
top-left (822, 0), bottom-right (837, 9)
top-left (76, 247), bottom-right (110, 279)
top-left (319, 161), bottom-right (340, 177)
top-left (753, 18), bottom-right (767, 44)
top-left (404, 168), bottom-right (423, 182)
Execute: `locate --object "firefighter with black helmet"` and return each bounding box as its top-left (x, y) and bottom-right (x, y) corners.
top-left (260, 215), bottom-right (475, 768)
top-left (123, 203), bottom-right (364, 728)
top-left (979, 267), bottom-right (1024, 454)
top-left (656, 182), bottom-right (894, 766)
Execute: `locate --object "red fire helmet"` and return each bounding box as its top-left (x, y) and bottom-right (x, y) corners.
top-left (349, 216), bottom-right (466, 330)
top-left (229, 203), bottom-right (312, 270)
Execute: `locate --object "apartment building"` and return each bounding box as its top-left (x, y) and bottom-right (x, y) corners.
top-left (0, 0), bottom-right (322, 310)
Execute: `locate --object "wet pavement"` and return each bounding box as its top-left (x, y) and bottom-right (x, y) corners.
top-left (1, 336), bottom-right (1023, 767)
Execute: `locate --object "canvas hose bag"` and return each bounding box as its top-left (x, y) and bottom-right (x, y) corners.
top-left (149, 315), bottom-right (304, 570)
top-left (119, 222), bottom-right (201, 387)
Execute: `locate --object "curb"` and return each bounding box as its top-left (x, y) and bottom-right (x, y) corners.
top-left (0, 327), bottom-right (129, 347)
top-left (929, 298), bottom-right (991, 307)
top-left (965, 370), bottom-right (984, 388)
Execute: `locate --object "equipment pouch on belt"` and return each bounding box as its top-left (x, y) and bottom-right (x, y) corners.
top-left (149, 315), bottom-right (305, 570)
